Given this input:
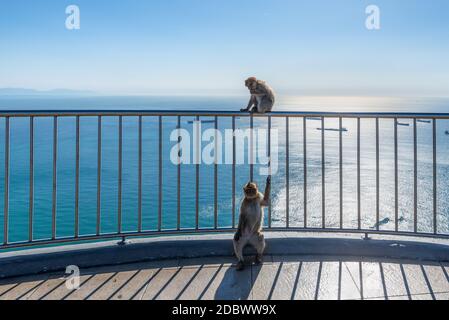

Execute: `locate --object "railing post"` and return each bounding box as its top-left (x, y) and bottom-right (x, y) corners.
top-left (3, 117), bottom-right (9, 246)
top-left (250, 114), bottom-right (254, 182)
top-left (268, 115), bottom-right (272, 228)
top-left (176, 116), bottom-right (181, 231)
top-left (303, 117), bottom-right (307, 228)
top-left (394, 117), bottom-right (399, 232)
top-left (158, 115), bottom-right (162, 231)
top-left (29, 116), bottom-right (34, 242)
top-left (75, 115), bottom-right (80, 238)
top-left (214, 116), bottom-right (218, 229)
top-left (413, 118), bottom-right (418, 233)
top-left (195, 115), bottom-right (199, 230)
top-left (96, 116), bottom-right (102, 236)
top-left (433, 118), bottom-right (437, 234)
top-left (286, 117), bottom-right (290, 228)
top-left (357, 117), bottom-right (360, 230)
top-left (340, 116), bottom-right (344, 229)
top-left (52, 116), bottom-right (57, 240)
top-left (232, 116), bottom-right (236, 228)
top-left (117, 116), bottom-right (122, 234)
top-left (375, 117), bottom-right (380, 231)
top-left (321, 116), bottom-right (325, 229)
top-left (138, 115), bottom-right (143, 232)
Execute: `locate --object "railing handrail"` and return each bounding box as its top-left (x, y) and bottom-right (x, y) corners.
top-left (0, 110), bottom-right (449, 118)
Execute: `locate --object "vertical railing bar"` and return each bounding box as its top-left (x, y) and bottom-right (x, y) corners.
top-left (250, 115), bottom-right (254, 182)
top-left (138, 115), bottom-right (143, 233)
top-left (339, 117), bottom-right (343, 229)
top-left (29, 116), bottom-right (34, 242)
top-left (303, 117), bottom-right (307, 228)
top-left (177, 116), bottom-right (181, 231)
top-left (195, 115), bottom-right (199, 230)
top-left (3, 117), bottom-right (9, 245)
top-left (394, 117), bottom-right (399, 232)
top-left (321, 116), bottom-right (325, 229)
top-left (214, 116), bottom-right (218, 229)
top-left (268, 116), bottom-right (272, 228)
top-left (286, 117), bottom-right (290, 228)
top-left (52, 116), bottom-right (57, 240)
top-left (232, 116), bottom-right (236, 229)
top-left (118, 115), bottom-right (122, 234)
top-left (158, 116), bottom-right (162, 232)
top-left (413, 118), bottom-right (418, 233)
top-left (75, 115), bottom-right (80, 238)
top-left (96, 116), bottom-right (101, 236)
top-left (433, 118), bottom-right (437, 234)
top-left (376, 118), bottom-right (380, 231)
top-left (357, 117), bottom-right (361, 230)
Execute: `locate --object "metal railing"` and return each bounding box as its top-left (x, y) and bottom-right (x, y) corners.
top-left (1, 110), bottom-right (449, 250)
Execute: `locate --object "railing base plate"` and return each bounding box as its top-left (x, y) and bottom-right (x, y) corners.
top-left (363, 233), bottom-right (371, 240)
top-left (117, 237), bottom-right (130, 246)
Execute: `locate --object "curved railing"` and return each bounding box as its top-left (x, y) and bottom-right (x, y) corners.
top-left (1, 110), bottom-right (449, 250)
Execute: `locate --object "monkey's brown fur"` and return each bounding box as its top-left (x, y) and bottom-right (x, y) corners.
top-left (241, 77), bottom-right (275, 114)
top-left (233, 176), bottom-right (271, 271)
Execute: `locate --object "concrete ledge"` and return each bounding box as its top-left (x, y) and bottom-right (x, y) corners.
top-left (1, 233), bottom-right (449, 279)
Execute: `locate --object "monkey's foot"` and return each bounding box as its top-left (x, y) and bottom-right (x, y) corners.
top-left (254, 254), bottom-right (263, 265)
top-left (236, 261), bottom-right (245, 271)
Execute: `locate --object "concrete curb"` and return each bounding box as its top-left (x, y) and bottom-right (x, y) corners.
top-left (1, 234), bottom-right (449, 279)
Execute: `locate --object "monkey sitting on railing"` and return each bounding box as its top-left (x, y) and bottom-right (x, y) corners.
top-left (233, 176), bottom-right (271, 271)
top-left (240, 77), bottom-right (275, 114)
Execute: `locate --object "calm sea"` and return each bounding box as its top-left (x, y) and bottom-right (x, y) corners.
top-left (0, 95), bottom-right (448, 244)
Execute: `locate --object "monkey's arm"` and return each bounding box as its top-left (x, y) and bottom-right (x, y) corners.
top-left (260, 176), bottom-right (271, 207)
top-left (240, 96), bottom-right (257, 112)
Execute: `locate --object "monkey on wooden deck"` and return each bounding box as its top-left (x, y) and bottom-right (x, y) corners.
top-left (233, 176), bottom-right (271, 271)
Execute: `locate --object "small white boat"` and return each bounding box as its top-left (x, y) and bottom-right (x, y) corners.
top-left (417, 119), bottom-right (431, 124)
top-left (316, 127), bottom-right (348, 132)
top-left (187, 120), bottom-right (216, 124)
top-left (397, 122), bottom-right (410, 126)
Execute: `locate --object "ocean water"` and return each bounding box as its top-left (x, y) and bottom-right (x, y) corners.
top-left (0, 95), bottom-right (448, 244)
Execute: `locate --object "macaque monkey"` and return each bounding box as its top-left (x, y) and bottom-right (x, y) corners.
top-left (233, 176), bottom-right (271, 271)
top-left (240, 77), bottom-right (275, 114)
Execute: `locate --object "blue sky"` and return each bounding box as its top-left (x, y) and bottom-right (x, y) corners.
top-left (0, 0), bottom-right (448, 96)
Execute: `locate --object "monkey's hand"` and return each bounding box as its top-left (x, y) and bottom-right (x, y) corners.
top-left (234, 230), bottom-right (241, 241)
top-left (266, 176), bottom-right (271, 185)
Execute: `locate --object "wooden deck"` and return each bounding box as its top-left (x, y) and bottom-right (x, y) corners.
top-left (1, 255), bottom-right (448, 300)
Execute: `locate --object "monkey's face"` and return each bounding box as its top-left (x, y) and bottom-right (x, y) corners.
top-left (245, 77), bottom-right (258, 91)
top-left (243, 182), bottom-right (259, 199)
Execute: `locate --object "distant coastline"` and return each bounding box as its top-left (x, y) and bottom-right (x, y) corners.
top-left (0, 88), bottom-right (95, 96)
